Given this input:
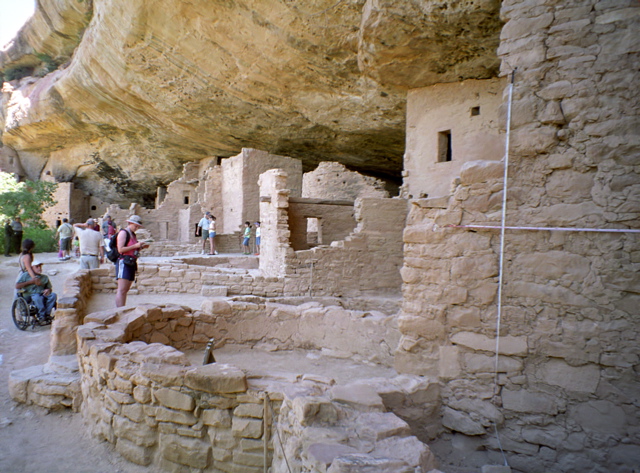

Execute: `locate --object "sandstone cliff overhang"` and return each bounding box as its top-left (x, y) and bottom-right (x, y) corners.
top-left (0, 0), bottom-right (502, 204)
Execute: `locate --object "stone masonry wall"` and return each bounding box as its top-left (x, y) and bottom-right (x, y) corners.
top-left (77, 305), bottom-right (280, 472)
top-left (403, 78), bottom-right (506, 200)
top-left (286, 197), bottom-right (409, 297)
top-left (287, 199), bottom-right (356, 250)
top-left (75, 304), bottom-right (429, 472)
top-left (259, 169), bottom-right (408, 296)
top-left (397, 1), bottom-right (640, 472)
top-left (302, 161), bottom-right (389, 200)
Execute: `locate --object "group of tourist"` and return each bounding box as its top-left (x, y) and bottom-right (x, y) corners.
top-left (55, 215), bottom-right (114, 268)
top-left (10, 210), bottom-right (263, 316)
top-left (10, 214), bottom-right (147, 317)
top-left (196, 211), bottom-right (261, 256)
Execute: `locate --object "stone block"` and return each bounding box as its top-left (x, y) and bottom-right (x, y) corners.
top-left (113, 414), bottom-right (157, 447)
top-left (231, 417), bottom-right (263, 439)
top-left (463, 353), bottom-right (523, 374)
top-left (184, 364), bottom-right (247, 394)
top-left (211, 446), bottom-right (232, 462)
top-left (176, 425), bottom-right (205, 438)
top-left (239, 438), bottom-right (264, 452)
top-left (442, 407), bottom-right (486, 436)
top-left (154, 387), bottom-right (195, 411)
top-left (202, 285), bottom-right (228, 297)
top-left (210, 429), bottom-right (239, 449)
top-left (330, 384), bottom-right (384, 411)
top-left (373, 436), bottom-right (437, 471)
top-left (355, 412), bottom-right (411, 441)
top-left (308, 443), bottom-right (359, 468)
top-left (106, 389), bottom-right (135, 405)
top-left (139, 363), bottom-right (186, 386)
top-left (570, 400), bottom-right (626, 434)
top-left (9, 365), bottom-right (43, 403)
top-left (447, 398), bottom-right (503, 424)
top-left (521, 426), bottom-right (567, 448)
top-left (160, 433), bottom-right (211, 469)
top-left (156, 406), bottom-right (198, 426)
top-left (536, 360), bottom-right (599, 393)
top-left (116, 437), bottom-right (153, 466)
top-left (121, 403), bottom-right (145, 423)
top-left (133, 385), bottom-right (152, 404)
top-left (112, 376), bottom-right (134, 394)
top-left (201, 408), bottom-right (232, 428)
top-left (233, 403), bottom-right (264, 418)
top-left (292, 396), bottom-right (338, 426)
top-left (233, 451), bottom-right (265, 467)
top-left (450, 332), bottom-right (528, 356)
top-left (327, 454), bottom-right (413, 473)
top-left (437, 345), bottom-right (461, 380)
top-left (501, 389), bottom-right (558, 415)
top-left (200, 299), bottom-right (231, 315)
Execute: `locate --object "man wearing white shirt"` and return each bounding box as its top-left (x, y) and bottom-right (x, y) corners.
top-left (73, 218), bottom-right (104, 269)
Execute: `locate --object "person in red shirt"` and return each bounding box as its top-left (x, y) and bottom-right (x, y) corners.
top-left (115, 215), bottom-right (149, 307)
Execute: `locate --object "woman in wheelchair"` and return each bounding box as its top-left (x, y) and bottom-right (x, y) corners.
top-left (15, 259), bottom-right (57, 322)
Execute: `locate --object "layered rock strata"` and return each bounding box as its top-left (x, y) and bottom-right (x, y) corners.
top-left (0, 0), bottom-right (502, 203)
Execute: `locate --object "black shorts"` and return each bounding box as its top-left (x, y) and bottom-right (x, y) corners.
top-left (60, 237), bottom-right (72, 252)
top-left (115, 258), bottom-right (137, 281)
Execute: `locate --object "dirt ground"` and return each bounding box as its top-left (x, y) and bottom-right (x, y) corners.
top-left (0, 252), bottom-right (399, 473)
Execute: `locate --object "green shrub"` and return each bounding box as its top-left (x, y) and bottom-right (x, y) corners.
top-left (25, 227), bottom-right (58, 253)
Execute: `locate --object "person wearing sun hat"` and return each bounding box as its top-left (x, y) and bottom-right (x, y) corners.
top-left (15, 259), bottom-right (57, 322)
top-left (115, 215), bottom-right (149, 307)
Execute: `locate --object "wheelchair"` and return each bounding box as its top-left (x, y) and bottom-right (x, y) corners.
top-left (11, 293), bottom-right (54, 331)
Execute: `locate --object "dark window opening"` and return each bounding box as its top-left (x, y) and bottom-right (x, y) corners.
top-left (91, 205), bottom-right (97, 211)
top-left (471, 106), bottom-right (480, 116)
top-left (438, 130), bottom-right (452, 162)
top-left (184, 196), bottom-right (190, 205)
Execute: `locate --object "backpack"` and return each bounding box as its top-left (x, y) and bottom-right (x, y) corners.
top-left (106, 229), bottom-right (131, 263)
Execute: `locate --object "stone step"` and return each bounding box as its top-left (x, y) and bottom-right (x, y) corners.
top-left (201, 285), bottom-right (228, 297)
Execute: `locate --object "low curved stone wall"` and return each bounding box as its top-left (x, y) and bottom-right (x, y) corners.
top-left (77, 304), bottom-right (437, 472)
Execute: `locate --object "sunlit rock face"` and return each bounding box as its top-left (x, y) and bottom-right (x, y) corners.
top-left (0, 0), bottom-right (501, 204)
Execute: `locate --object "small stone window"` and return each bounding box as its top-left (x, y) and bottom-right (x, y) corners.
top-left (438, 130), bottom-right (452, 163)
top-left (307, 217), bottom-right (322, 247)
top-left (184, 195), bottom-right (190, 205)
top-left (91, 205), bottom-right (97, 211)
top-left (471, 106), bottom-right (480, 116)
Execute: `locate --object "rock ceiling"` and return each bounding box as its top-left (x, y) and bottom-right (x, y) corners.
top-left (0, 0), bottom-right (502, 204)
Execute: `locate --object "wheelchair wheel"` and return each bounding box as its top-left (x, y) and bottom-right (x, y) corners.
top-left (12, 297), bottom-right (32, 331)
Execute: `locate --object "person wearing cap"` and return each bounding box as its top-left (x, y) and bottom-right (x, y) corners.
top-left (74, 218), bottom-right (105, 269)
top-left (15, 260), bottom-right (57, 322)
top-left (115, 215), bottom-right (149, 307)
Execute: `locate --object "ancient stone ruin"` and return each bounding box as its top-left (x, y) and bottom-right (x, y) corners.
top-left (2, 0), bottom-right (639, 472)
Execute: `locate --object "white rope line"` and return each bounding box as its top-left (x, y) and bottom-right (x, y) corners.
top-left (444, 224), bottom-right (640, 234)
top-left (494, 69), bottom-right (515, 468)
